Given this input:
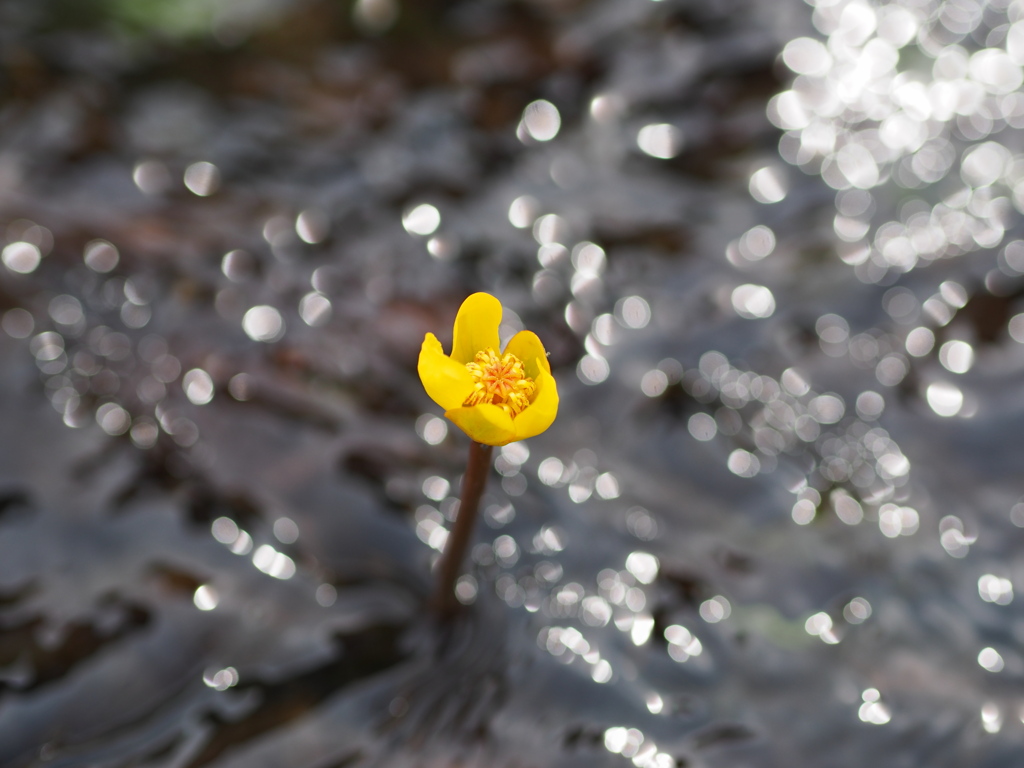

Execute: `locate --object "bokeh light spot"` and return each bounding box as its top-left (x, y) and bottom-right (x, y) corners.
top-left (193, 585), bottom-right (219, 611)
top-left (731, 284), bottom-right (776, 319)
top-left (299, 292), bottom-right (332, 327)
top-left (637, 123), bottom-right (683, 159)
top-left (402, 203), bottom-right (441, 236)
top-left (2, 308), bottom-right (34, 339)
top-left (242, 305), bottom-right (284, 342)
top-left (184, 161), bottom-right (220, 196)
top-left (521, 100), bottom-right (561, 142)
top-left (183, 368), bottom-right (214, 405)
top-left (749, 166), bottom-right (788, 203)
top-left (2, 242), bottom-right (41, 274)
top-left (926, 382), bottom-right (964, 417)
top-left (509, 195), bottom-right (539, 228)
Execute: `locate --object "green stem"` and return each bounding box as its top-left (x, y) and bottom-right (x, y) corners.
top-left (431, 441), bottom-right (493, 618)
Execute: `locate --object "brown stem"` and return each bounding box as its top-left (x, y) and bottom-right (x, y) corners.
top-left (430, 441), bottom-right (493, 618)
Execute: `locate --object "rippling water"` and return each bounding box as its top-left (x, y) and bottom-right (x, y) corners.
top-left (2, 0), bottom-right (1024, 765)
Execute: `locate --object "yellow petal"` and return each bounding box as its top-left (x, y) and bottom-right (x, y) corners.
top-left (513, 368), bottom-right (558, 441)
top-left (418, 333), bottom-right (475, 410)
top-left (445, 404), bottom-right (517, 446)
top-left (503, 330), bottom-right (551, 379)
top-left (451, 292), bottom-right (502, 364)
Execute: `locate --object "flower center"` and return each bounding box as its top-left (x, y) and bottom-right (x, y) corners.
top-left (464, 348), bottom-right (536, 416)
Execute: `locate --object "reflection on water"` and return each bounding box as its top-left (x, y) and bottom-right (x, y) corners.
top-left (3, 0), bottom-right (1024, 765)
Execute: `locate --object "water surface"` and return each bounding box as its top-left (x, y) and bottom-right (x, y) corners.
top-left (2, 0), bottom-right (1024, 766)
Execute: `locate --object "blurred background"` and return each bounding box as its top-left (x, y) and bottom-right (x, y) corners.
top-left (2, 0), bottom-right (1024, 765)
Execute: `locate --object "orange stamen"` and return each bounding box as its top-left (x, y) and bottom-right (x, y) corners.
top-left (464, 348), bottom-right (536, 416)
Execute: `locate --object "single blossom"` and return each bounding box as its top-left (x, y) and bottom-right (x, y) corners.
top-left (418, 292), bottom-right (558, 446)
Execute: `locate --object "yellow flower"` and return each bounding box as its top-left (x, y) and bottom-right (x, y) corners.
top-left (418, 292), bottom-right (558, 446)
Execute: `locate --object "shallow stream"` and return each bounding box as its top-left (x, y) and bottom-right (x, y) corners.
top-left (2, 0), bottom-right (1024, 766)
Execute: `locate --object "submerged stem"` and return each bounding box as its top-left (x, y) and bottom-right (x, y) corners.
top-left (431, 440), bottom-right (492, 618)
